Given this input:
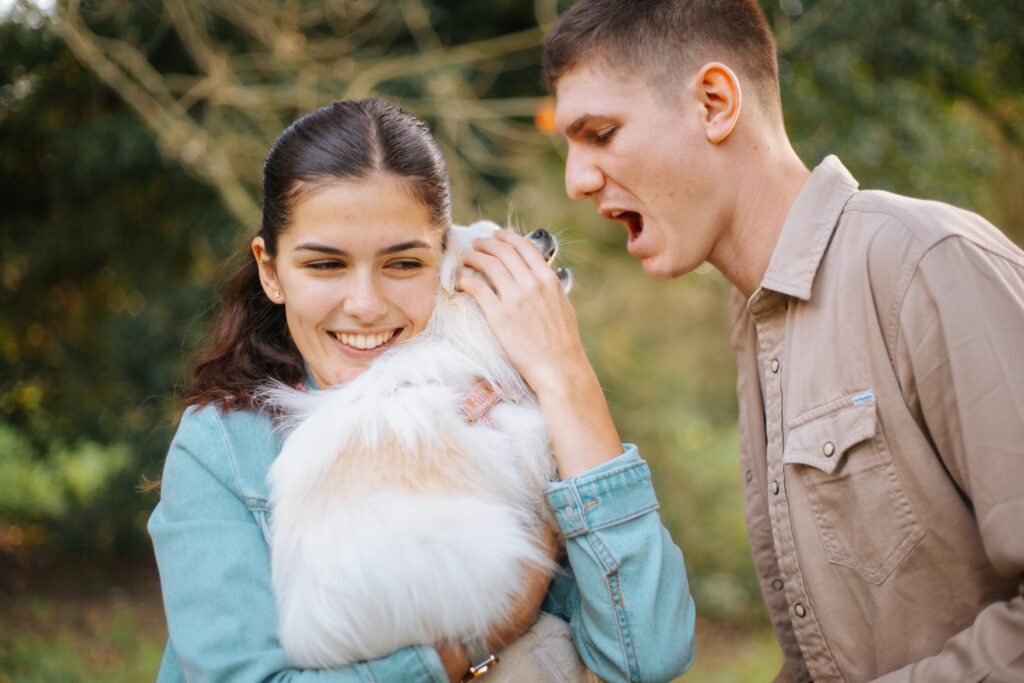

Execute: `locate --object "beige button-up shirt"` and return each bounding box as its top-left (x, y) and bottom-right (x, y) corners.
top-left (730, 156), bottom-right (1024, 682)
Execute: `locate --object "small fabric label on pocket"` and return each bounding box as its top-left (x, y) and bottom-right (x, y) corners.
top-left (851, 391), bottom-right (876, 406)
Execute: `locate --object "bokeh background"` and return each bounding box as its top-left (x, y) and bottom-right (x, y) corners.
top-left (1, 0), bottom-right (1021, 680)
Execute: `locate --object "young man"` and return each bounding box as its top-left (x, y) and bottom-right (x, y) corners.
top-left (533, 0), bottom-right (1024, 680)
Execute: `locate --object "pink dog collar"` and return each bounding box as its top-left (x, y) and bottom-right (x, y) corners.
top-left (459, 381), bottom-right (501, 427)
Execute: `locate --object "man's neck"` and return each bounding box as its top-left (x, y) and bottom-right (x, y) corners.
top-left (709, 146), bottom-right (810, 298)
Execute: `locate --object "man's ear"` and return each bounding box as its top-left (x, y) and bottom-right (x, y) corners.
top-left (252, 236), bottom-right (285, 304)
top-left (695, 62), bottom-right (742, 144)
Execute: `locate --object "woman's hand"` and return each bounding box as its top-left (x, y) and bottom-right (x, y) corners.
top-left (458, 230), bottom-right (582, 397)
top-left (459, 230), bottom-right (623, 477)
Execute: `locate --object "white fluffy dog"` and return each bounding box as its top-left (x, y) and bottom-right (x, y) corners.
top-left (263, 221), bottom-right (594, 681)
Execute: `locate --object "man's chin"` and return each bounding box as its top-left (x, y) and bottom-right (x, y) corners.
top-left (639, 254), bottom-right (691, 280)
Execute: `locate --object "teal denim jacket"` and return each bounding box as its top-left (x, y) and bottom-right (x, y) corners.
top-left (148, 405), bottom-right (695, 682)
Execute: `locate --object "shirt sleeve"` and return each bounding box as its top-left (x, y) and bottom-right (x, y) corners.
top-left (542, 445), bottom-right (696, 683)
top-left (148, 406), bottom-right (449, 683)
top-left (884, 235), bottom-right (1024, 681)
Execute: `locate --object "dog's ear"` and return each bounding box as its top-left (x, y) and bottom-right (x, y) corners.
top-left (438, 244), bottom-right (460, 296)
top-left (440, 222), bottom-right (502, 296)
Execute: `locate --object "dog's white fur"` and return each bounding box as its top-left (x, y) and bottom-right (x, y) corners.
top-left (262, 221), bottom-right (579, 672)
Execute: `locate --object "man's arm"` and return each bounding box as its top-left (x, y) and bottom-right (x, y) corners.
top-left (882, 235), bottom-right (1024, 681)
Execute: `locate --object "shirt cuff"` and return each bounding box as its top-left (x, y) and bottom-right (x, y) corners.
top-left (545, 445), bottom-right (660, 539)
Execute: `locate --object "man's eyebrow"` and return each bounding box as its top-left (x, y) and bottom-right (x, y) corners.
top-left (293, 240), bottom-right (431, 257)
top-left (564, 114), bottom-right (594, 139)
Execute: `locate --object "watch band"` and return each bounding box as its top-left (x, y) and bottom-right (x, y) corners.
top-left (460, 634), bottom-right (498, 681)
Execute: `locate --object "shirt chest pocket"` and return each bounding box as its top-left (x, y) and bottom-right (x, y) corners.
top-left (783, 395), bottom-right (924, 585)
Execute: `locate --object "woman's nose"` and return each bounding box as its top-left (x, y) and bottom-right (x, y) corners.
top-left (565, 148), bottom-right (604, 200)
top-left (342, 271), bottom-right (388, 321)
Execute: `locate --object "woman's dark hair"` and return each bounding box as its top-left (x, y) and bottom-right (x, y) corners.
top-left (185, 98), bottom-right (451, 410)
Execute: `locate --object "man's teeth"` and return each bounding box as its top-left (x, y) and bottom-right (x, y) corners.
top-left (334, 331), bottom-right (394, 350)
top-left (610, 210), bottom-right (624, 218)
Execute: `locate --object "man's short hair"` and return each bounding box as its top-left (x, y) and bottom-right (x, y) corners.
top-left (543, 0), bottom-right (780, 110)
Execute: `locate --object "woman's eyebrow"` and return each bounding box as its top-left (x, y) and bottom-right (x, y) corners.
top-left (292, 240), bottom-right (431, 257)
top-left (379, 240), bottom-right (431, 256)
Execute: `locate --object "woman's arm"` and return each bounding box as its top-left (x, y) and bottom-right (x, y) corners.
top-left (458, 230), bottom-right (623, 477)
top-left (543, 447), bottom-right (696, 683)
top-left (461, 232), bottom-right (695, 681)
top-left (149, 405), bottom-right (452, 683)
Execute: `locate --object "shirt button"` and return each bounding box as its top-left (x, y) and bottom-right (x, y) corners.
top-left (770, 480), bottom-right (780, 495)
top-left (563, 506), bottom-right (574, 518)
top-left (823, 441), bottom-right (836, 457)
top-left (770, 359), bottom-right (781, 373)
top-left (772, 579), bottom-right (784, 591)
top-left (794, 603), bottom-right (807, 618)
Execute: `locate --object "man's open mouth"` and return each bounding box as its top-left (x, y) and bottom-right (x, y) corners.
top-left (329, 329), bottom-right (398, 351)
top-left (610, 210), bottom-right (644, 241)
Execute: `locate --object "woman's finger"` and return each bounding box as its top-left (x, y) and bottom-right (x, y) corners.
top-left (456, 270), bottom-right (499, 310)
top-left (460, 249), bottom-right (518, 296)
top-left (470, 230), bottom-right (563, 295)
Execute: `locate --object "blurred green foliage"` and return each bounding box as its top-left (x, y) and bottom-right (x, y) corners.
top-left (0, 16), bottom-right (236, 565)
top-left (0, 583), bottom-right (167, 682)
top-left (1, 0), bottom-right (1022, 643)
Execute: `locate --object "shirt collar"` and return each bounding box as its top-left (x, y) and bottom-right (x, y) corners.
top-left (757, 155), bottom-right (859, 301)
top-left (303, 363), bottom-right (321, 391)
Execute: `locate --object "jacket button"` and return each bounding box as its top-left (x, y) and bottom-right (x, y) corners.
top-left (745, 470), bottom-right (753, 483)
top-left (770, 359), bottom-right (781, 373)
top-left (823, 441), bottom-right (836, 457)
top-left (770, 480), bottom-right (780, 495)
top-left (794, 603), bottom-right (807, 618)
top-left (772, 579), bottom-right (784, 591)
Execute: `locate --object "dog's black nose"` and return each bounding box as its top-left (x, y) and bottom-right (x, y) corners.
top-left (527, 229), bottom-right (557, 261)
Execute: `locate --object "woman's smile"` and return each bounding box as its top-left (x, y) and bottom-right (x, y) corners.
top-left (328, 328), bottom-right (401, 352)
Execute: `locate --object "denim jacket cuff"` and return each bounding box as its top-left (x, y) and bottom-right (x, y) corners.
top-left (545, 445), bottom-right (660, 539)
top-left (359, 645), bottom-right (448, 683)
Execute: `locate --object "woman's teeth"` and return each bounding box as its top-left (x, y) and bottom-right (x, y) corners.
top-left (333, 330), bottom-right (395, 350)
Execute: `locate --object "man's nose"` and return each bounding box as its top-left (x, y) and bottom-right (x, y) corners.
top-left (564, 148), bottom-right (604, 200)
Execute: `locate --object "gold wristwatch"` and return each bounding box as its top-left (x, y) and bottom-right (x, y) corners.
top-left (460, 635), bottom-right (498, 681)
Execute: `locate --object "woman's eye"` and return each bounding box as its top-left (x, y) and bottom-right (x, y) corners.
top-left (306, 261), bottom-right (344, 271)
top-left (388, 259), bottom-right (424, 272)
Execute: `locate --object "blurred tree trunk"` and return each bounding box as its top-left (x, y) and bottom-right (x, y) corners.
top-left (45, 0), bottom-right (563, 229)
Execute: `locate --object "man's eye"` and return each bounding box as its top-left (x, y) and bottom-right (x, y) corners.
top-left (594, 127), bottom-right (617, 143)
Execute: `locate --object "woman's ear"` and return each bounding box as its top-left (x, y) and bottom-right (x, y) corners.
top-left (695, 62), bottom-right (742, 144)
top-left (252, 236), bottom-right (285, 304)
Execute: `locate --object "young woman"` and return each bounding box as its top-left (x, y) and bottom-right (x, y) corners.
top-left (149, 98), bottom-right (696, 682)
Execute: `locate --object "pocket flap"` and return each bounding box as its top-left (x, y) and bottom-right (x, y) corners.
top-left (784, 398), bottom-right (879, 475)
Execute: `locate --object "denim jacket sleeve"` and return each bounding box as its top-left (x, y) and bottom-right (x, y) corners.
top-left (542, 445), bottom-right (696, 683)
top-left (148, 405), bottom-right (449, 683)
